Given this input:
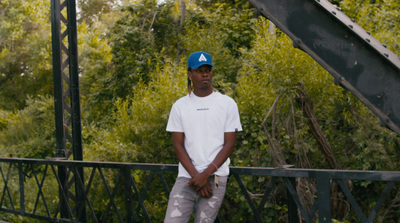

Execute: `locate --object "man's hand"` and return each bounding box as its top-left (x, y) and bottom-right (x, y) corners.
top-left (188, 173), bottom-right (213, 198)
top-left (198, 182), bottom-right (213, 198)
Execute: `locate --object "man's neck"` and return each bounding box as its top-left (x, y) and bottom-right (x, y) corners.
top-left (193, 89), bottom-right (213, 97)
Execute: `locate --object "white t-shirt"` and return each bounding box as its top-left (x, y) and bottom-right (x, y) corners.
top-left (166, 91), bottom-right (242, 178)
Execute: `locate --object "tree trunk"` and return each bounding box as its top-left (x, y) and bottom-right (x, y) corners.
top-left (176, 0), bottom-right (186, 62)
top-left (296, 82), bottom-right (341, 169)
top-left (296, 82), bottom-right (351, 220)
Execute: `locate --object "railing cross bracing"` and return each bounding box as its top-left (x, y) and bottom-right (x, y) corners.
top-left (0, 158), bottom-right (399, 222)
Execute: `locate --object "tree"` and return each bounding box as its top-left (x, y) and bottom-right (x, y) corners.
top-left (0, 0), bottom-right (53, 110)
top-left (0, 96), bottom-right (55, 158)
top-left (181, 1), bottom-right (256, 84)
top-left (77, 0), bottom-right (119, 26)
top-left (78, 20), bottom-right (115, 125)
top-left (106, 0), bottom-right (179, 99)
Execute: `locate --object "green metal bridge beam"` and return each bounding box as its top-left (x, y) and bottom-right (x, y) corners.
top-left (248, 0), bottom-right (400, 135)
top-left (50, 0), bottom-right (85, 221)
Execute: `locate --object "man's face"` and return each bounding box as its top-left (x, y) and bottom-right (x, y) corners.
top-left (188, 65), bottom-right (213, 91)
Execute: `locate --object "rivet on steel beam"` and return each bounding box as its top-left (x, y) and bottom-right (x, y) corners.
top-left (383, 44), bottom-right (387, 48)
top-left (379, 119), bottom-right (387, 128)
top-left (333, 78), bottom-right (340, 85)
top-left (366, 31), bottom-right (371, 35)
top-left (366, 38), bottom-right (370, 43)
top-left (384, 53), bottom-right (389, 57)
top-left (348, 25), bottom-right (353, 29)
top-left (331, 11), bottom-right (336, 15)
top-left (333, 77), bottom-right (344, 86)
top-left (351, 19), bottom-right (355, 22)
top-left (293, 40), bottom-right (304, 52)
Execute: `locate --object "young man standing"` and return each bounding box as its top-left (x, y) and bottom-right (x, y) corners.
top-left (164, 51), bottom-right (242, 222)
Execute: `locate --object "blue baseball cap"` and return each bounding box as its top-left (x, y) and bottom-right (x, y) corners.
top-left (187, 51), bottom-right (213, 69)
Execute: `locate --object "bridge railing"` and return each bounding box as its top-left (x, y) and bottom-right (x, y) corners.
top-left (0, 158), bottom-right (399, 223)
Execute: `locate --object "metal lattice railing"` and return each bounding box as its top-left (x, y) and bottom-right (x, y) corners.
top-left (0, 158), bottom-right (399, 223)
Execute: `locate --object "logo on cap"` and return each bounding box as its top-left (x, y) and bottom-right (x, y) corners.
top-left (199, 54), bottom-right (207, 62)
top-left (188, 51), bottom-right (213, 69)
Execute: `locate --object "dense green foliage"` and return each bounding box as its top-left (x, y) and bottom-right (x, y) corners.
top-left (0, 96), bottom-right (55, 158)
top-left (0, 0), bottom-right (399, 222)
top-left (0, 0), bottom-right (53, 110)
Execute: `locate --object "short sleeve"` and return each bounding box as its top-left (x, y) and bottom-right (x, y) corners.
top-left (224, 99), bottom-right (242, 132)
top-left (166, 104), bottom-right (183, 132)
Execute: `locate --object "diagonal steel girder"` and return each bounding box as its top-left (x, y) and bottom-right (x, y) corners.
top-left (248, 0), bottom-right (400, 136)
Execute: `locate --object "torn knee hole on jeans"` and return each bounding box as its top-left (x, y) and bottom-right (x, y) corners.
top-left (200, 211), bottom-right (211, 222)
top-left (170, 193), bottom-right (184, 218)
top-left (207, 195), bottom-right (220, 208)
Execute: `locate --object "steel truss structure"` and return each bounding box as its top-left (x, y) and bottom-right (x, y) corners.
top-left (51, 0), bottom-right (85, 221)
top-left (249, 0), bottom-right (400, 135)
top-left (1, 0), bottom-right (398, 222)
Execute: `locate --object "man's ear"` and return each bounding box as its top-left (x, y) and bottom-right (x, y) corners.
top-left (187, 71), bottom-right (192, 80)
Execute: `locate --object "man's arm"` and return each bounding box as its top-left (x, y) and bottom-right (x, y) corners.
top-left (187, 132), bottom-right (236, 189)
top-left (172, 132), bottom-right (213, 198)
top-left (210, 132), bottom-right (237, 169)
top-left (172, 132), bottom-right (198, 177)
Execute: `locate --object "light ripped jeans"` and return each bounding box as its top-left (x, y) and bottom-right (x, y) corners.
top-left (164, 176), bottom-right (228, 223)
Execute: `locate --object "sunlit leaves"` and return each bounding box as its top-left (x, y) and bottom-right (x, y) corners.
top-left (0, 0), bottom-right (53, 110)
top-left (0, 96), bottom-right (55, 158)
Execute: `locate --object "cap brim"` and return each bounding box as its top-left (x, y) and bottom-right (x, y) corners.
top-left (190, 63), bottom-right (213, 69)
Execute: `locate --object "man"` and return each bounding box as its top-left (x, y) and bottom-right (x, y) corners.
top-left (164, 51), bottom-right (242, 222)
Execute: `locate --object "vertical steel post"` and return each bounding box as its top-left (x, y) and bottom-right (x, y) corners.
top-left (51, 0), bottom-right (69, 219)
top-left (51, 0), bottom-right (85, 221)
top-left (18, 162), bottom-right (25, 215)
top-left (50, 0), bottom-right (65, 159)
top-left (66, 0), bottom-right (86, 221)
top-left (67, 0), bottom-right (83, 163)
top-left (316, 172), bottom-right (332, 222)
